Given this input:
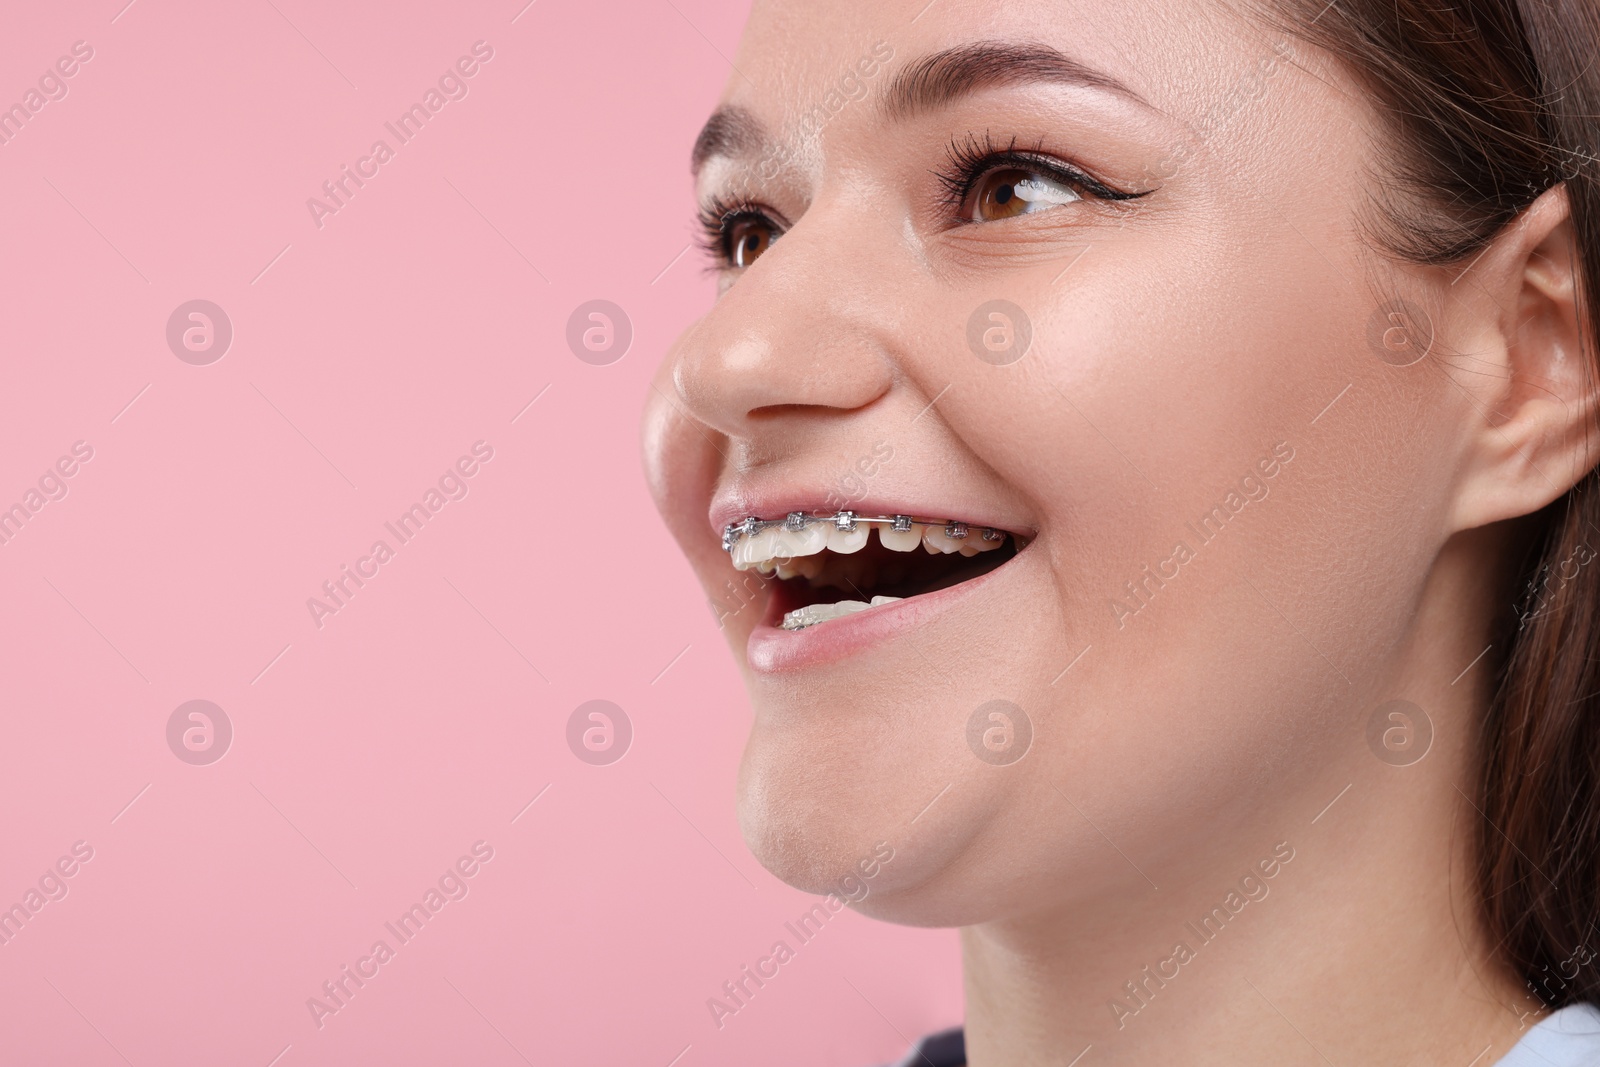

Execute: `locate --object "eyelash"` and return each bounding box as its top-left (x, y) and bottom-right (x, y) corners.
top-left (696, 196), bottom-right (773, 270)
top-left (934, 131), bottom-right (1148, 216)
top-left (695, 132), bottom-right (1149, 269)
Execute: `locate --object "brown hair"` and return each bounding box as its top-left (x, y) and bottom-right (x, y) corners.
top-left (1264, 0), bottom-right (1600, 1007)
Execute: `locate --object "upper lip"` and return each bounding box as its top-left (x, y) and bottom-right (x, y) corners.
top-left (708, 493), bottom-right (1034, 545)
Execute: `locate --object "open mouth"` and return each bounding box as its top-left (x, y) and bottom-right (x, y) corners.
top-left (722, 511), bottom-right (1024, 631)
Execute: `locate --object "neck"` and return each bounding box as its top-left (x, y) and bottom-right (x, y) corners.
top-left (962, 815), bottom-right (1531, 1065)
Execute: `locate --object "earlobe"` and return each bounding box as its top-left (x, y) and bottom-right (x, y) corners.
top-left (1449, 185), bottom-right (1597, 533)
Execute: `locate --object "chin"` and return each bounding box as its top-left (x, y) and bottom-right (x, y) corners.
top-left (732, 699), bottom-right (1041, 926)
top-left (733, 729), bottom-right (901, 896)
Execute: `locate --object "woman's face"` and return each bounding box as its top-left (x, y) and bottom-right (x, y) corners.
top-left (644, 0), bottom-right (1474, 923)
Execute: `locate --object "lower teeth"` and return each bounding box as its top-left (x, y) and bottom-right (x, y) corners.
top-left (781, 595), bottom-right (903, 631)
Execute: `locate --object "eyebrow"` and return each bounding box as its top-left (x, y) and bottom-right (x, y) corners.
top-left (884, 42), bottom-right (1150, 119)
top-left (689, 41), bottom-right (1149, 175)
top-left (691, 106), bottom-right (765, 175)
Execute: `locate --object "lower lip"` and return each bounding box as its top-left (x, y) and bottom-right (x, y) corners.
top-left (744, 549), bottom-right (1022, 673)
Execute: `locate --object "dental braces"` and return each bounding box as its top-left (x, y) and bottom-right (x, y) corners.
top-left (722, 511), bottom-right (1008, 553)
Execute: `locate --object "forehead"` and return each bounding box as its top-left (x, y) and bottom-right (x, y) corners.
top-left (705, 0), bottom-right (1282, 155)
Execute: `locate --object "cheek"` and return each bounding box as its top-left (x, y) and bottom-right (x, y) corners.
top-left (643, 358), bottom-right (728, 564)
top-left (838, 242), bottom-right (1459, 902)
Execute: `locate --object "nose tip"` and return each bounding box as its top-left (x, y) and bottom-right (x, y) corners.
top-left (669, 283), bottom-right (894, 440)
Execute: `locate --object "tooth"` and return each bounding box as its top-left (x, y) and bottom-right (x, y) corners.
top-left (972, 532), bottom-right (1005, 551)
top-left (879, 523), bottom-right (923, 552)
top-left (731, 534), bottom-right (760, 570)
top-left (923, 524), bottom-right (962, 553)
top-left (870, 595), bottom-right (902, 606)
top-left (826, 524), bottom-right (869, 553)
top-left (780, 607), bottom-right (813, 631)
top-left (959, 544), bottom-right (981, 556)
top-left (740, 526), bottom-right (781, 568)
top-left (780, 599), bottom-right (871, 630)
top-left (771, 522), bottom-right (828, 558)
top-left (776, 556), bottom-right (825, 580)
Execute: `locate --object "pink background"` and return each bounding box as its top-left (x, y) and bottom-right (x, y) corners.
top-left (0, 2), bottom-right (961, 1064)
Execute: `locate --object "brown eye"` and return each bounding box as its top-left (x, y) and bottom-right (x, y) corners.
top-left (728, 216), bottom-right (778, 267)
top-left (966, 167), bottom-right (1083, 222)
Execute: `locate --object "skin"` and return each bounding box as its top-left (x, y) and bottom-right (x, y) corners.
top-left (642, 0), bottom-right (1593, 1062)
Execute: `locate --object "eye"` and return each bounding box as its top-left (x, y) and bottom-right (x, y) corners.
top-left (965, 167), bottom-right (1083, 222)
top-left (697, 198), bottom-right (785, 271)
top-left (936, 133), bottom-right (1150, 226)
top-left (727, 214), bottom-right (778, 267)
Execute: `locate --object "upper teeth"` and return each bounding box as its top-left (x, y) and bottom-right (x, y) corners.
top-left (724, 511), bottom-right (1009, 573)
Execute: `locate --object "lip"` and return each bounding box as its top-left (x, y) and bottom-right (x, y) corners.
top-left (745, 534), bottom-right (1032, 673)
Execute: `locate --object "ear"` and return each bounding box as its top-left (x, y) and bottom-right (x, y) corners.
top-left (1449, 185), bottom-right (1596, 532)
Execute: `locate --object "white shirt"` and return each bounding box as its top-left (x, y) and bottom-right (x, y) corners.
top-left (884, 1002), bottom-right (1600, 1067)
top-left (1498, 1003), bottom-right (1600, 1066)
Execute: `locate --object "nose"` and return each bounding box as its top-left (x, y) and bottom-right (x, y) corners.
top-left (668, 213), bottom-right (896, 442)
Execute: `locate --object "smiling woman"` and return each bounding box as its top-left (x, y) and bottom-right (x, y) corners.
top-left (641, 0), bottom-right (1600, 1063)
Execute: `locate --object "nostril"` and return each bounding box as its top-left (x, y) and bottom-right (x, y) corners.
top-left (746, 402), bottom-right (857, 421)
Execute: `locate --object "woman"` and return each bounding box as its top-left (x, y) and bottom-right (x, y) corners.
top-left (642, 0), bottom-right (1600, 1061)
